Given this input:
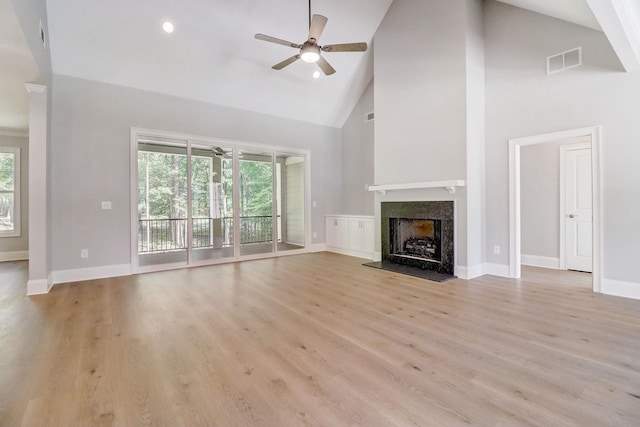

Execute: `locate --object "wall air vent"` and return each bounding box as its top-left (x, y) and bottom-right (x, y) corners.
top-left (364, 111), bottom-right (375, 122)
top-left (547, 47), bottom-right (581, 74)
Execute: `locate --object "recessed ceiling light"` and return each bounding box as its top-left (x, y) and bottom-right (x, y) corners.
top-left (163, 22), bottom-right (174, 33)
top-left (313, 71), bottom-right (321, 79)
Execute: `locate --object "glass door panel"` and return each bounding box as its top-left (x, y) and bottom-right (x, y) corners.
top-left (137, 140), bottom-right (188, 267)
top-left (239, 151), bottom-right (274, 256)
top-left (190, 144), bottom-right (234, 262)
top-left (276, 154), bottom-right (305, 252)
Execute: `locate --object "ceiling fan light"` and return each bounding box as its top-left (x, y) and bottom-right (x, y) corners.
top-left (162, 21), bottom-right (174, 33)
top-left (301, 51), bottom-right (320, 63)
top-left (300, 43), bottom-right (320, 63)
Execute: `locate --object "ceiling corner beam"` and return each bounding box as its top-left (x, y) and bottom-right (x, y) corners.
top-left (586, 0), bottom-right (640, 72)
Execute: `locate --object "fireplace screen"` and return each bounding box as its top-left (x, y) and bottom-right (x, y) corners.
top-left (389, 218), bottom-right (442, 263)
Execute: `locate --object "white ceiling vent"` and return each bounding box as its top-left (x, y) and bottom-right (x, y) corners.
top-left (547, 47), bottom-right (582, 74)
top-left (364, 111), bottom-right (375, 122)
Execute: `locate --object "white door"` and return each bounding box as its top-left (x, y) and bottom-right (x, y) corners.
top-left (564, 148), bottom-right (592, 272)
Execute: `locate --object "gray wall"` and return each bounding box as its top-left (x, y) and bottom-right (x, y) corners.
top-left (521, 141), bottom-right (562, 258)
top-left (485, 1), bottom-right (640, 284)
top-left (372, 0), bottom-right (484, 271)
top-left (341, 79), bottom-right (374, 215)
top-left (50, 75), bottom-right (342, 271)
top-left (0, 134), bottom-right (28, 254)
top-left (374, 0), bottom-right (468, 185)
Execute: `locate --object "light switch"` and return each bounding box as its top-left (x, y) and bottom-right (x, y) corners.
top-left (101, 201), bottom-right (112, 210)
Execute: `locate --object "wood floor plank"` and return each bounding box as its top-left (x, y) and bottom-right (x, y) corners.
top-left (1, 254), bottom-right (639, 426)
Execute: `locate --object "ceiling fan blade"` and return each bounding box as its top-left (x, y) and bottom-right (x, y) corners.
top-left (322, 42), bottom-right (368, 53)
top-left (316, 56), bottom-right (336, 75)
top-left (308, 14), bottom-right (328, 41)
top-left (272, 55), bottom-right (300, 70)
top-left (255, 33), bottom-right (301, 49)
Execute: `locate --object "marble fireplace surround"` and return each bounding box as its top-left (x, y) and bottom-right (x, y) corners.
top-left (381, 201), bottom-right (455, 275)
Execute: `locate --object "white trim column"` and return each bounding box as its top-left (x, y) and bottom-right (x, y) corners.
top-left (25, 83), bottom-right (51, 295)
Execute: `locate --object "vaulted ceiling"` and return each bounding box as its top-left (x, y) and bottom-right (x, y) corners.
top-left (2, 0), bottom-right (640, 132)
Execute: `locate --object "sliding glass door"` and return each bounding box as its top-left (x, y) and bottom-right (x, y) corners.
top-left (191, 144), bottom-right (234, 263)
top-left (239, 150), bottom-right (274, 256)
top-left (134, 134), bottom-right (307, 271)
top-left (137, 140), bottom-right (188, 267)
top-left (276, 154), bottom-right (305, 252)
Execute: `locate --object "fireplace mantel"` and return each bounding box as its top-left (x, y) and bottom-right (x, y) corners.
top-left (368, 180), bottom-right (465, 195)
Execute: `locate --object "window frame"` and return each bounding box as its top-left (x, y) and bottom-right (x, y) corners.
top-left (0, 146), bottom-right (21, 237)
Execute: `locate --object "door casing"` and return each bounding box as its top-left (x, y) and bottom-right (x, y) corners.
top-left (508, 126), bottom-right (602, 293)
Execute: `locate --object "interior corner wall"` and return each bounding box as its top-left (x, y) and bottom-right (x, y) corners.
top-left (0, 134), bottom-right (29, 255)
top-left (464, 0), bottom-right (486, 272)
top-left (50, 75), bottom-right (342, 273)
top-left (374, 0), bottom-right (468, 185)
top-left (341, 79), bottom-right (374, 215)
top-left (485, 0), bottom-right (640, 286)
top-left (10, 0), bottom-right (52, 86)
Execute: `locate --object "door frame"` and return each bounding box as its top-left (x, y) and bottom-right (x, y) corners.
top-left (508, 126), bottom-right (602, 292)
top-left (559, 142), bottom-right (592, 271)
top-left (130, 127), bottom-right (311, 274)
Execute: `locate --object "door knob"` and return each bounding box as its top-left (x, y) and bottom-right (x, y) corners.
top-left (568, 214), bottom-right (577, 218)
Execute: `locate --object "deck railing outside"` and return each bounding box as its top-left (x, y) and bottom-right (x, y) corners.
top-left (138, 216), bottom-right (277, 253)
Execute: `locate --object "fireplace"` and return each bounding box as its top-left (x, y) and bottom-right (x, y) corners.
top-left (389, 218), bottom-right (442, 264)
top-left (381, 201), bottom-right (454, 276)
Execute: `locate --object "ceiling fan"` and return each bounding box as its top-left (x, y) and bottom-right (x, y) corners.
top-left (254, 0), bottom-right (368, 76)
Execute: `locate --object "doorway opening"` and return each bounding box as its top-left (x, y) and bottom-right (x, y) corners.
top-left (508, 126), bottom-right (602, 292)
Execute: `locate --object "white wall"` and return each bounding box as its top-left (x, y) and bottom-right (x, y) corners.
top-left (50, 75), bottom-right (342, 272)
top-left (341, 79), bottom-right (374, 215)
top-left (0, 134), bottom-right (28, 256)
top-left (485, 1), bottom-right (640, 288)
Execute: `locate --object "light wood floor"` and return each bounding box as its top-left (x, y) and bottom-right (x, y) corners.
top-left (1, 253), bottom-right (639, 426)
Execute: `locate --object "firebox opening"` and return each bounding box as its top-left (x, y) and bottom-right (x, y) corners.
top-left (389, 218), bottom-right (442, 265)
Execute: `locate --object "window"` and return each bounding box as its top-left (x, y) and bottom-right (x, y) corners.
top-left (0, 147), bottom-right (20, 237)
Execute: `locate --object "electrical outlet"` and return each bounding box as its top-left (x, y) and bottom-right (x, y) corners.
top-left (312, 201), bottom-right (317, 208)
top-left (101, 201), bottom-right (112, 210)
top-left (312, 231), bottom-right (317, 239)
top-left (493, 245), bottom-right (500, 255)
top-left (81, 249), bottom-right (89, 259)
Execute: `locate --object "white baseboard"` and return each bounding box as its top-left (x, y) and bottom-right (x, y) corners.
top-left (27, 278), bottom-right (52, 295)
top-left (0, 250), bottom-right (29, 262)
top-left (521, 254), bottom-right (560, 269)
top-left (455, 264), bottom-right (485, 280)
top-left (602, 278), bottom-right (640, 300)
top-left (53, 264), bottom-right (132, 285)
top-left (307, 243), bottom-right (327, 253)
top-left (326, 246), bottom-right (375, 261)
top-left (373, 252), bottom-right (382, 262)
top-left (484, 263), bottom-right (511, 277)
